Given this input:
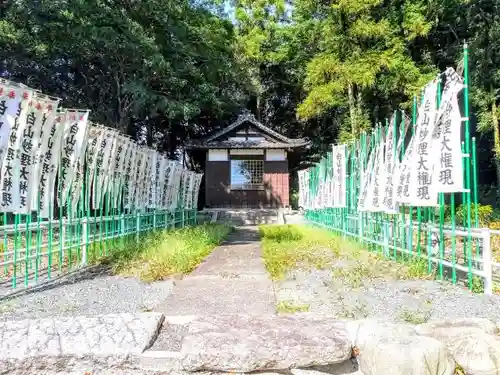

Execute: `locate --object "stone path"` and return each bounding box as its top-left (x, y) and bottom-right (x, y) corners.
top-left (153, 226), bottom-right (276, 316)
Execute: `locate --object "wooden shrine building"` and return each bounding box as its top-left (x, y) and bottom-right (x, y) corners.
top-left (186, 112), bottom-right (309, 209)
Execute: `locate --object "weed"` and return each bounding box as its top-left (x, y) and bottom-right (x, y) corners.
top-left (331, 262), bottom-right (371, 288)
top-left (471, 276), bottom-right (484, 294)
top-left (399, 308), bottom-right (431, 324)
top-left (260, 225), bottom-right (343, 279)
top-left (259, 225), bottom-right (303, 242)
top-left (276, 300), bottom-right (310, 313)
top-left (339, 301), bottom-right (370, 319)
top-left (404, 257), bottom-right (434, 279)
top-left (260, 224), bottom-right (438, 285)
top-left (93, 223), bottom-right (232, 282)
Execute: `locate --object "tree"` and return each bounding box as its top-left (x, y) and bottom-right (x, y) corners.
top-left (0, 0), bottom-right (250, 156)
top-left (294, 0), bottom-right (436, 141)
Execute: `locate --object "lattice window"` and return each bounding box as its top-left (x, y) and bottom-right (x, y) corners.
top-left (230, 159), bottom-right (264, 190)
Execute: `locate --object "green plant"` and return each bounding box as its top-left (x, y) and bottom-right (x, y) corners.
top-left (259, 224), bottom-right (303, 242)
top-left (100, 223), bottom-right (233, 282)
top-left (399, 308), bottom-right (431, 324)
top-left (332, 262), bottom-right (371, 288)
top-left (276, 300), bottom-right (310, 313)
top-left (471, 275), bottom-right (485, 294)
top-left (457, 203), bottom-right (493, 226)
top-left (260, 225), bottom-right (340, 279)
top-left (404, 257), bottom-right (434, 279)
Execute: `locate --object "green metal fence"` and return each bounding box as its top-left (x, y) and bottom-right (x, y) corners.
top-left (0, 80), bottom-right (202, 297)
top-left (299, 44), bottom-right (493, 294)
top-left (0, 208), bottom-right (196, 295)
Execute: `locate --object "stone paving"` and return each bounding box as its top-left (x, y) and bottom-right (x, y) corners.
top-left (0, 313), bottom-right (164, 374)
top-left (153, 226), bottom-right (276, 317)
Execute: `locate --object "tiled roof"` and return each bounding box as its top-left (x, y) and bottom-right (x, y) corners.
top-left (186, 111), bottom-right (309, 149)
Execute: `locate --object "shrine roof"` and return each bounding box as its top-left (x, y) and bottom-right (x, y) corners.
top-left (185, 111), bottom-right (310, 150)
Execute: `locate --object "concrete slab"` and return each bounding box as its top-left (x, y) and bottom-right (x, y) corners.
top-left (155, 276), bottom-right (276, 316)
top-left (0, 313), bottom-right (164, 374)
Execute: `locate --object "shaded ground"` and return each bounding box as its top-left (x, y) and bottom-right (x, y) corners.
top-left (0, 265), bottom-right (175, 322)
top-left (0, 224), bottom-right (233, 322)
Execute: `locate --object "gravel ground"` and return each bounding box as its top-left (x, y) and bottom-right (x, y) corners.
top-left (276, 267), bottom-right (500, 323)
top-left (0, 266), bottom-right (174, 322)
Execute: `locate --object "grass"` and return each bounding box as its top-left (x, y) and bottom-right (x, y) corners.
top-left (398, 308), bottom-right (431, 324)
top-left (92, 223), bottom-right (233, 282)
top-left (276, 300), bottom-right (310, 313)
top-left (259, 224), bottom-right (436, 283)
top-left (259, 224), bottom-right (341, 279)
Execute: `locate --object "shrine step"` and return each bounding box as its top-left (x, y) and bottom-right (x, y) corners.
top-left (207, 209), bottom-right (285, 226)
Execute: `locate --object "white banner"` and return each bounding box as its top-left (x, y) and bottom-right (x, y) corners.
top-left (148, 150), bottom-right (157, 209)
top-left (157, 155), bottom-right (168, 209)
top-left (93, 129), bottom-right (115, 208)
top-left (169, 165), bottom-right (183, 210)
top-left (31, 97), bottom-right (61, 212)
top-left (382, 119), bottom-right (398, 214)
top-left (395, 134), bottom-right (416, 204)
top-left (86, 125), bottom-right (104, 211)
top-left (58, 110), bottom-right (89, 208)
top-left (18, 97), bottom-right (44, 213)
top-left (332, 144), bottom-right (347, 208)
top-left (0, 85), bottom-right (24, 171)
top-left (163, 161), bottom-right (174, 209)
top-left (369, 137), bottom-right (385, 212)
top-left (123, 142), bottom-right (137, 210)
top-left (111, 135), bottom-right (128, 208)
top-left (38, 111), bottom-right (65, 218)
top-left (432, 68), bottom-right (465, 194)
top-left (0, 87), bottom-right (33, 212)
top-left (408, 80), bottom-right (439, 207)
top-left (358, 144), bottom-right (377, 211)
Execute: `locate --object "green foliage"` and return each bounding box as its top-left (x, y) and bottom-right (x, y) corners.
top-left (259, 224), bottom-right (303, 242)
top-left (471, 275), bottom-right (485, 294)
top-left (0, 0), bottom-right (250, 155)
top-left (97, 224), bottom-right (233, 282)
top-left (456, 203), bottom-right (494, 226)
top-left (276, 301), bottom-right (310, 313)
top-left (260, 225), bottom-right (342, 279)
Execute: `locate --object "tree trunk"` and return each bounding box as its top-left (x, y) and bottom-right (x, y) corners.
top-left (347, 83), bottom-right (357, 138)
top-left (492, 102), bottom-right (500, 202)
top-left (355, 87), bottom-right (363, 138)
top-left (256, 94), bottom-right (261, 121)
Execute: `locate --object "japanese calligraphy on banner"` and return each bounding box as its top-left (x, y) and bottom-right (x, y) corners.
top-left (332, 144), bottom-right (347, 208)
top-left (0, 86), bottom-right (33, 212)
top-left (112, 135), bottom-right (128, 209)
top-left (382, 118), bottom-right (398, 214)
top-left (395, 134), bottom-right (416, 204)
top-left (169, 165), bottom-right (183, 210)
top-left (93, 129), bottom-right (115, 208)
top-left (86, 125), bottom-right (104, 211)
top-left (18, 96), bottom-right (45, 213)
top-left (31, 97), bottom-right (61, 212)
top-left (0, 78), bottom-right (202, 220)
top-left (358, 144), bottom-right (377, 211)
top-left (0, 84), bottom-right (25, 170)
top-left (408, 80), bottom-right (439, 207)
top-left (124, 142), bottom-right (137, 210)
top-left (431, 68), bottom-right (465, 194)
top-left (369, 137), bottom-right (386, 212)
top-left (58, 109), bottom-right (89, 208)
top-left (38, 112), bottom-right (64, 218)
top-left (148, 150), bottom-right (157, 208)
